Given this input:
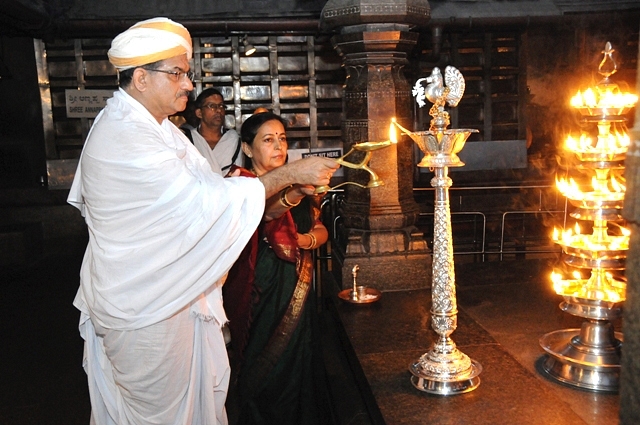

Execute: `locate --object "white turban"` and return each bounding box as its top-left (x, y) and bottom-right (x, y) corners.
top-left (108, 17), bottom-right (192, 70)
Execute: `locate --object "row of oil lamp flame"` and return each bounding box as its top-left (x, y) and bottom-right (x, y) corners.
top-left (555, 174), bottom-right (625, 198)
top-left (552, 222), bottom-right (629, 251)
top-left (570, 87), bottom-right (637, 110)
top-left (564, 131), bottom-right (629, 155)
top-left (550, 78), bottom-right (636, 303)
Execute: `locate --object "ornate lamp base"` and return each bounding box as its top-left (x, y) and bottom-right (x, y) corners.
top-left (539, 320), bottom-right (622, 392)
top-left (409, 338), bottom-right (483, 395)
top-left (409, 362), bottom-right (482, 395)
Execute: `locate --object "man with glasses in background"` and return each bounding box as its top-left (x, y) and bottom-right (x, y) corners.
top-left (184, 88), bottom-right (242, 175)
top-left (67, 17), bottom-right (337, 425)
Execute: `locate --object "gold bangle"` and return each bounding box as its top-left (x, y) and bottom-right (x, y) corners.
top-left (279, 186), bottom-right (301, 209)
top-left (302, 232), bottom-right (316, 250)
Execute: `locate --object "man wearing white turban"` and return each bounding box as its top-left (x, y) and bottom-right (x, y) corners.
top-left (68, 17), bottom-right (337, 425)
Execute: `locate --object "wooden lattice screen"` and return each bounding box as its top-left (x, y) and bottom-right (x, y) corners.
top-left (35, 34), bottom-right (345, 188)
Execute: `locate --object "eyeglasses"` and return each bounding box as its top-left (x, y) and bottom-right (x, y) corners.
top-left (201, 103), bottom-right (226, 111)
top-left (144, 68), bottom-right (195, 82)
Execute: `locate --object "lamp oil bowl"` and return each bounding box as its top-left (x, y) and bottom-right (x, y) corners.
top-left (406, 66), bottom-right (482, 395)
top-left (393, 119), bottom-right (477, 168)
top-left (314, 125), bottom-right (397, 194)
top-left (540, 42), bottom-right (635, 393)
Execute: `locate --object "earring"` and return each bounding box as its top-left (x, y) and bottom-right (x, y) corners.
top-left (247, 153), bottom-right (253, 158)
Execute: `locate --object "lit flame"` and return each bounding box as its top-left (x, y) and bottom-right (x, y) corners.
top-left (610, 222), bottom-right (631, 237)
top-left (552, 221), bottom-right (629, 251)
top-left (570, 87), bottom-right (638, 108)
top-left (618, 131), bottom-right (630, 148)
top-left (610, 174), bottom-right (625, 193)
top-left (556, 173), bottom-right (625, 200)
top-left (556, 176), bottom-right (584, 199)
top-left (564, 131), bottom-right (629, 153)
top-left (564, 134), bottom-right (592, 151)
top-left (611, 131), bottom-right (629, 149)
top-left (551, 271), bottom-right (564, 293)
top-left (550, 270), bottom-right (623, 302)
top-left (591, 176), bottom-right (609, 193)
top-left (562, 227), bottom-right (572, 242)
top-left (390, 121), bottom-right (397, 144)
top-left (552, 225), bottom-right (575, 244)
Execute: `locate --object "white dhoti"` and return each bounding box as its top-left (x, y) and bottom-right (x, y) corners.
top-left (83, 306), bottom-right (229, 425)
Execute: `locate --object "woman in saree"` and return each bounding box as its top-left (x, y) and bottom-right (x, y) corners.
top-left (223, 112), bottom-right (332, 425)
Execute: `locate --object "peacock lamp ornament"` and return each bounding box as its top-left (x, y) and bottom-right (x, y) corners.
top-left (394, 66), bottom-right (478, 168)
top-left (412, 66), bottom-right (465, 127)
top-left (397, 66), bottom-right (482, 395)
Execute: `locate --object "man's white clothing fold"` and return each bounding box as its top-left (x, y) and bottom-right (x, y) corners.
top-left (69, 89), bottom-right (264, 331)
top-left (67, 88), bottom-right (265, 425)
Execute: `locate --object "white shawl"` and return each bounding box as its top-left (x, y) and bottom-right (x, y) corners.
top-left (68, 89), bottom-right (264, 331)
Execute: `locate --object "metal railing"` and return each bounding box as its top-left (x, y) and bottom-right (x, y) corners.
top-left (418, 211), bottom-right (487, 261)
top-left (499, 209), bottom-right (565, 260)
top-left (319, 184), bottom-right (568, 268)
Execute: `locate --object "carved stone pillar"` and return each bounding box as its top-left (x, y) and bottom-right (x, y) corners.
top-left (620, 36), bottom-right (640, 424)
top-left (321, 0), bottom-right (432, 290)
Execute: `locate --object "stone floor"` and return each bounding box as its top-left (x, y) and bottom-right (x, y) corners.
top-left (324, 257), bottom-right (622, 425)
top-left (0, 238), bottom-right (622, 424)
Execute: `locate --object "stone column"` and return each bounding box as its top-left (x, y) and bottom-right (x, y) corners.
top-left (620, 31), bottom-right (640, 425)
top-left (320, 0), bottom-right (432, 290)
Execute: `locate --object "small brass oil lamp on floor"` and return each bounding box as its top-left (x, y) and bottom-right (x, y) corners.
top-left (539, 42), bottom-right (637, 392)
top-left (396, 66), bottom-right (482, 395)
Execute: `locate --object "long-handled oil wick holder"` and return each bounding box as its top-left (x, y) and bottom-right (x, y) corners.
top-left (315, 132), bottom-right (397, 194)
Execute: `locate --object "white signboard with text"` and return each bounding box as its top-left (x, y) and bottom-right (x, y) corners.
top-left (65, 89), bottom-right (114, 118)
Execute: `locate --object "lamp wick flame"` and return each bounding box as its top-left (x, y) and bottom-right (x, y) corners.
top-left (390, 120), bottom-right (397, 144)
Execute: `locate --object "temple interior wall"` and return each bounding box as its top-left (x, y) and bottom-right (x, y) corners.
top-left (0, 12), bottom-right (638, 262)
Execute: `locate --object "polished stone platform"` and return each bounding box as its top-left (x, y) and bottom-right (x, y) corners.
top-left (323, 258), bottom-right (621, 425)
top-left (0, 239), bottom-right (621, 424)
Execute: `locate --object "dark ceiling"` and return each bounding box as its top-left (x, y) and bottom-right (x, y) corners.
top-left (1, 0), bottom-right (640, 39)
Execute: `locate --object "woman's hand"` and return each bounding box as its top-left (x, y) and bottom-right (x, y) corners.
top-left (287, 184), bottom-right (315, 202)
top-left (258, 156), bottom-right (339, 199)
top-left (263, 185), bottom-right (302, 221)
top-left (297, 232), bottom-right (315, 250)
top-left (294, 184), bottom-right (317, 197)
top-left (297, 222), bottom-right (328, 250)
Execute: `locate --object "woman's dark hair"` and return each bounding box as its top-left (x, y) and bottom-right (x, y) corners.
top-left (195, 88), bottom-right (224, 108)
top-left (240, 112), bottom-right (287, 146)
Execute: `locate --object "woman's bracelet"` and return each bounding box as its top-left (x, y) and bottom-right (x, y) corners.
top-left (302, 232), bottom-right (317, 250)
top-left (279, 186), bottom-right (301, 209)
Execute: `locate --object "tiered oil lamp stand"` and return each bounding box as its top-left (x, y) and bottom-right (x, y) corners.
top-left (539, 42), bottom-right (637, 392)
top-left (395, 66), bottom-right (482, 395)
